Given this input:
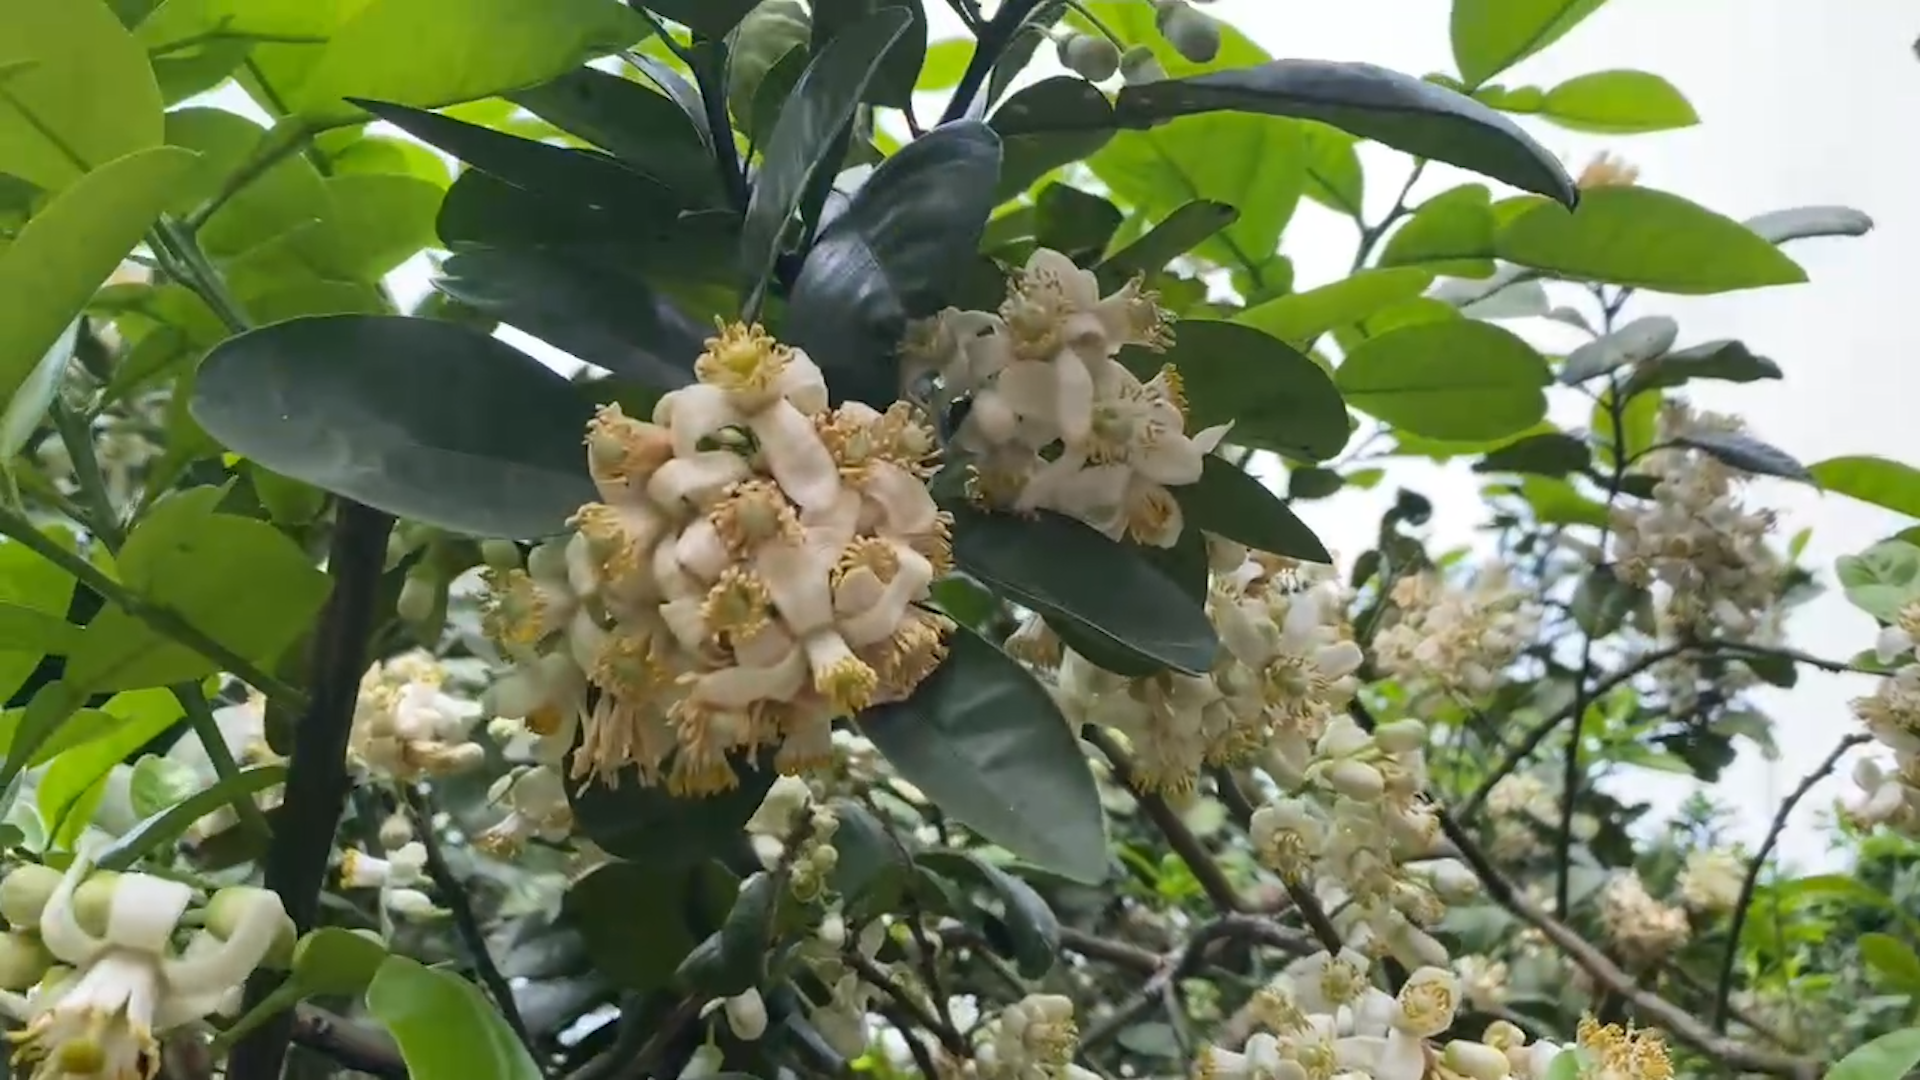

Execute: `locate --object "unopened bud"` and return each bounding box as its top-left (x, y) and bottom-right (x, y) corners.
top-left (1056, 32), bottom-right (1120, 81)
top-left (1373, 718), bottom-right (1428, 754)
top-left (386, 888), bottom-right (440, 919)
top-left (1323, 759), bottom-right (1386, 801)
top-left (725, 988), bottom-right (769, 1040)
top-left (480, 539), bottom-right (522, 571)
top-left (1120, 45), bottom-right (1166, 86)
top-left (0, 931), bottom-right (52, 990)
top-left (1155, 0), bottom-right (1220, 64)
top-left (0, 864), bottom-right (63, 929)
top-left (1444, 1040), bottom-right (1513, 1080)
top-left (397, 566), bottom-right (439, 624)
top-left (379, 813), bottom-right (415, 851)
top-left (817, 912), bottom-right (847, 949)
top-left (72, 872), bottom-right (121, 938)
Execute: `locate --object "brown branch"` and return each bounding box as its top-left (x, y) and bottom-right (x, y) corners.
top-left (1085, 727), bottom-right (1245, 914)
top-left (1210, 766), bottom-right (1344, 952)
top-left (289, 1005), bottom-right (408, 1079)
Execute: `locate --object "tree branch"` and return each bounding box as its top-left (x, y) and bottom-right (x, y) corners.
top-left (1085, 728), bottom-right (1244, 914)
top-left (940, 0), bottom-right (1047, 124)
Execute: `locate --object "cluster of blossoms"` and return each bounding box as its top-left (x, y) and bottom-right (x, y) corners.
top-left (350, 650), bottom-right (487, 781)
top-left (1372, 564), bottom-right (1540, 699)
top-left (483, 323), bottom-right (954, 797)
top-left (971, 993), bottom-right (1090, 1080)
top-left (906, 248), bottom-right (1228, 549)
top-left (337, 816), bottom-right (442, 922)
top-left (1597, 872), bottom-right (1689, 969)
top-left (1610, 401), bottom-right (1783, 643)
top-left (1481, 773), bottom-right (1561, 862)
top-left (1676, 847), bottom-right (1745, 915)
top-left (1844, 602), bottom-right (1920, 832)
top-left (0, 854), bottom-right (292, 1079)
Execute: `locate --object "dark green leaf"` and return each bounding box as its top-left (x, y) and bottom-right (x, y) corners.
top-left (569, 761), bottom-right (771, 866)
top-left (94, 765), bottom-right (287, 870)
top-left (1120, 321), bottom-right (1348, 462)
top-left (563, 860), bottom-right (697, 992)
top-left (948, 503), bottom-right (1217, 675)
top-left (1380, 183), bottom-right (1496, 277)
top-left (435, 249), bottom-right (705, 389)
top-left (1033, 183), bottom-right (1122, 264)
top-left (812, 0), bottom-right (928, 107)
top-left (1742, 205), bottom-right (1874, 246)
top-left (512, 66), bottom-right (722, 206)
top-left (989, 77), bottom-right (1116, 202)
top-left (1177, 457), bottom-right (1331, 563)
top-left (1095, 200), bottom-right (1238, 287)
top-left (916, 850), bottom-right (1060, 978)
top-left (1570, 569), bottom-right (1641, 638)
top-left (740, 8), bottom-right (912, 298)
top-left (828, 798), bottom-right (909, 905)
top-left (1675, 430), bottom-right (1811, 483)
top-left (1113, 60), bottom-right (1576, 206)
top-left (635, 0), bottom-right (761, 37)
top-left (191, 314), bottom-right (597, 539)
top-left (366, 956), bottom-right (542, 1080)
top-left (1288, 467), bottom-right (1344, 500)
top-left (1622, 339), bottom-right (1781, 396)
top-left (1473, 432), bottom-right (1592, 477)
top-left (1495, 187), bottom-right (1808, 294)
top-left (1742, 650), bottom-right (1798, 689)
top-left (1336, 320), bottom-right (1550, 441)
top-left (860, 628), bottom-right (1107, 884)
top-left (1450, 0), bottom-right (1609, 87)
top-left (785, 121), bottom-right (1001, 405)
top-left (1558, 314), bottom-right (1677, 385)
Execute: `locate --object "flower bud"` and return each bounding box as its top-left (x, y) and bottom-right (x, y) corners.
top-left (1119, 45), bottom-right (1165, 86)
top-left (1324, 759), bottom-right (1386, 801)
top-left (72, 871), bottom-right (122, 938)
top-left (0, 931), bottom-right (52, 990)
top-left (1056, 32), bottom-right (1120, 82)
top-left (1421, 858), bottom-right (1483, 904)
top-left (397, 565), bottom-right (439, 624)
top-left (1373, 718), bottom-right (1428, 755)
top-left (386, 888), bottom-right (440, 919)
top-left (0, 864), bottom-right (64, 929)
top-left (817, 912), bottom-right (847, 949)
top-left (1444, 1040), bottom-right (1513, 1080)
top-left (725, 988), bottom-right (769, 1040)
top-left (1155, 0), bottom-right (1220, 63)
top-left (679, 1044), bottom-right (724, 1080)
top-left (379, 813), bottom-right (415, 851)
top-left (480, 539), bottom-right (522, 571)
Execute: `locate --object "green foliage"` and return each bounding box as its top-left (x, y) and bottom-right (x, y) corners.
top-left (1336, 320), bottom-right (1551, 441)
top-left (1497, 187), bottom-right (1809, 294)
top-left (1450, 0), bottom-right (1610, 87)
top-left (1827, 1028), bottom-right (1920, 1080)
top-left (0, 0), bottom-right (165, 190)
top-left (366, 956), bottom-right (543, 1080)
top-left (1815, 457), bottom-right (1920, 521)
top-left (1540, 69), bottom-right (1699, 133)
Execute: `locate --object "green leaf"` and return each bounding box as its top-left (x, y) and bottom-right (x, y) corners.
top-left (1495, 187), bottom-right (1808, 294)
top-left (564, 859), bottom-right (696, 992)
top-left (366, 956), bottom-right (542, 1080)
top-left (1336, 320), bottom-right (1550, 441)
top-left (1113, 60), bottom-right (1576, 207)
top-left (1812, 456), bottom-right (1920, 520)
top-left (1742, 205), bottom-right (1874, 246)
top-left (569, 763), bottom-right (771, 867)
top-left (93, 764), bottom-right (287, 870)
top-left (0, 528), bottom-right (77, 704)
top-left (512, 66), bottom-right (720, 208)
top-left (38, 688), bottom-right (182, 836)
top-left (739, 7), bottom-right (912, 300)
top-left (292, 927), bottom-right (390, 997)
top-left (67, 488), bottom-right (332, 692)
top-left (0, 147), bottom-right (197, 414)
top-left (1123, 320), bottom-right (1348, 462)
top-left (193, 315), bottom-right (597, 539)
top-left (812, 0), bottom-right (927, 108)
top-left (1621, 339), bottom-right (1780, 396)
top-left (1558, 314), bottom-right (1677, 385)
top-left (861, 628), bottom-right (1107, 884)
top-left (1177, 457), bottom-right (1330, 563)
top-left (1033, 183), bottom-right (1122, 265)
top-left (1300, 122), bottom-right (1363, 217)
top-left (0, 682), bottom-right (86, 790)
top-left (293, 0), bottom-right (648, 122)
top-left (948, 504), bottom-right (1217, 676)
top-left (916, 850), bottom-right (1060, 978)
top-left (1836, 541), bottom-right (1920, 623)
top-left (435, 249), bottom-right (706, 390)
top-left (988, 76), bottom-right (1116, 202)
top-left (0, 318), bottom-right (78, 460)
top-left (0, 0), bottom-right (164, 190)
top-left (1237, 268), bottom-right (1433, 350)
top-left (1450, 0), bottom-right (1609, 87)
top-left (785, 121), bottom-right (1001, 406)
top-left (1540, 69), bottom-right (1698, 134)
top-left (1473, 432), bottom-right (1592, 478)
top-left (1379, 183), bottom-right (1496, 278)
top-left (1570, 568), bottom-right (1642, 638)
top-left (635, 0), bottom-right (760, 37)
top-left (1828, 1028), bottom-right (1920, 1080)
top-left (1674, 430), bottom-right (1811, 483)
top-left (1096, 200), bottom-right (1238, 287)
top-left (917, 37), bottom-right (971, 92)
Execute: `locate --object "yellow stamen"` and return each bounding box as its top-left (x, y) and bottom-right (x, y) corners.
top-left (694, 322), bottom-right (791, 403)
top-left (1158, 363), bottom-right (1188, 421)
top-left (480, 568), bottom-right (547, 647)
top-left (584, 404), bottom-right (674, 486)
top-left (569, 504), bottom-right (644, 583)
top-left (816, 655), bottom-right (880, 716)
top-left (709, 480), bottom-right (801, 556)
top-left (833, 537), bottom-right (900, 588)
top-left (701, 568), bottom-right (774, 643)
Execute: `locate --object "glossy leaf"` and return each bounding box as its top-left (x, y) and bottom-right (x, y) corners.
top-left (1177, 458), bottom-right (1331, 563)
top-left (1473, 432), bottom-right (1592, 478)
top-left (512, 66), bottom-right (721, 207)
top-left (1558, 314), bottom-right (1677, 385)
top-left (861, 628), bottom-right (1107, 884)
top-left (94, 765), bottom-right (287, 870)
top-left (1379, 183), bottom-right (1496, 278)
top-left (0, 0), bottom-right (164, 190)
top-left (636, 0), bottom-right (761, 38)
top-left (1034, 183), bottom-right (1123, 264)
top-left (1238, 268), bottom-right (1433, 349)
top-left (1450, 0), bottom-right (1609, 87)
top-left (916, 850), bottom-right (1061, 978)
top-left (1114, 60), bottom-right (1577, 206)
top-left (1496, 187), bottom-right (1808, 294)
top-left (564, 860), bottom-right (696, 992)
top-left (0, 319), bottom-right (79, 460)
top-left (1742, 205), bottom-right (1874, 246)
top-left (366, 956), bottom-right (543, 1080)
top-left (948, 504), bottom-right (1217, 676)
top-left (38, 688), bottom-right (183, 837)
top-left (292, 927), bottom-right (390, 997)
top-left (0, 148), bottom-right (197, 415)
top-left (740, 8), bottom-right (912, 298)
top-left (1336, 320), bottom-right (1550, 441)
top-left (1675, 430), bottom-right (1811, 483)
top-left (812, 0), bottom-right (928, 108)
top-left (293, 0), bottom-right (648, 121)
top-left (1096, 200), bottom-right (1238, 287)
top-left (192, 315), bottom-right (597, 539)
top-left (989, 77), bottom-right (1117, 202)
top-left (435, 249), bottom-right (705, 390)
top-left (1827, 1028), bottom-right (1920, 1080)
top-left (1128, 322), bottom-right (1348, 463)
top-left (570, 763), bottom-right (772, 867)
top-left (785, 121), bottom-right (1001, 405)
top-left (1622, 339), bottom-right (1781, 396)
top-left (1541, 69), bottom-right (1698, 134)
top-left (1812, 457), bottom-right (1920, 521)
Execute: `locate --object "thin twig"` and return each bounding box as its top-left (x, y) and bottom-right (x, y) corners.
top-left (288, 1005), bottom-right (407, 1079)
top-left (847, 951), bottom-right (969, 1057)
top-left (1211, 766), bottom-right (1343, 951)
top-left (940, 0), bottom-right (1047, 124)
top-left (1085, 728), bottom-right (1244, 914)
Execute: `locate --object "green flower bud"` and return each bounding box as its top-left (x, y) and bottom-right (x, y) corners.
top-left (0, 864), bottom-right (63, 929)
top-left (1156, 0), bottom-right (1220, 64)
top-left (1120, 45), bottom-right (1166, 86)
top-left (72, 871), bottom-right (121, 939)
top-left (480, 539), bottom-right (523, 571)
top-left (1056, 32), bottom-right (1120, 82)
top-left (0, 931), bottom-right (52, 991)
top-left (207, 886), bottom-right (299, 968)
top-left (396, 565), bottom-right (440, 624)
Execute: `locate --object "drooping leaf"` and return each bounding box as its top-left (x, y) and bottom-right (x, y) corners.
top-left (1096, 200), bottom-right (1238, 288)
top-left (1379, 183), bottom-right (1497, 278)
top-left (1495, 187), bottom-right (1808, 294)
top-left (0, 0), bottom-right (165, 190)
top-left (739, 8), bottom-right (913, 299)
top-left (0, 147), bottom-right (197, 413)
top-left (915, 850), bottom-right (1061, 978)
top-left (1473, 432), bottom-right (1592, 478)
top-left (634, 0), bottom-right (761, 37)
top-left (785, 121), bottom-right (1001, 405)
top-left (1176, 458), bottom-right (1331, 563)
top-left (1558, 314), bottom-right (1677, 384)
top-left (1336, 320), bottom-right (1551, 441)
top-left (292, 0), bottom-right (649, 122)
top-left (1621, 339), bottom-right (1781, 395)
top-left (94, 764), bottom-right (287, 870)
top-left (0, 318), bottom-right (78, 460)
top-left (1827, 1028), bottom-right (1920, 1080)
top-left (366, 956), bottom-right (543, 1080)
top-left (1113, 60), bottom-right (1577, 206)
top-left (1742, 205), bottom-right (1874, 246)
top-left (512, 66), bottom-right (723, 207)
top-left (988, 77), bottom-right (1117, 202)
top-left (812, 0), bottom-right (928, 108)
top-left (1540, 69), bottom-right (1698, 133)
top-left (191, 314), bottom-right (597, 539)
top-left (1238, 268), bottom-right (1433, 350)
top-left (1812, 457), bottom-right (1920, 520)
top-left (1122, 320), bottom-right (1349, 462)
top-left (947, 504), bottom-right (1217, 676)
top-left (1674, 430), bottom-right (1811, 483)
top-left (861, 629), bottom-right (1107, 885)
top-left (1450, 0), bottom-right (1610, 87)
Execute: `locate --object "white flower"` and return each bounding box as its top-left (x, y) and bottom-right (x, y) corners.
top-left (1677, 848), bottom-right (1746, 914)
top-left (1283, 948), bottom-right (1371, 1014)
top-left (476, 766), bottom-right (574, 856)
top-left (723, 988), bottom-right (768, 1040)
top-left (339, 842), bottom-right (426, 890)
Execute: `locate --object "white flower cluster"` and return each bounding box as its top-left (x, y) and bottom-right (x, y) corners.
top-left (1481, 773), bottom-right (1577, 864)
top-left (1845, 603), bottom-right (1920, 832)
top-left (350, 650), bottom-right (486, 781)
top-left (483, 323), bottom-right (954, 797)
top-left (0, 854), bottom-right (292, 1078)
top-left (1372, 564), bottom-right (1540, 699)
top-left (338, 834), bottom-right (442, 922)
top-left (1610, 401), bottom-right (1782, 641)
top-left (973, 993), bottom-right (1091, 1080)
top-left (1198, 956), bottom-right (1465, 1080)
top-left (1597, 871), bottom-right (1689, 969)
top-left (1677, 847), bottom-right (1746, 915)
top-left (906, 248), bottom-right (1228, 548)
